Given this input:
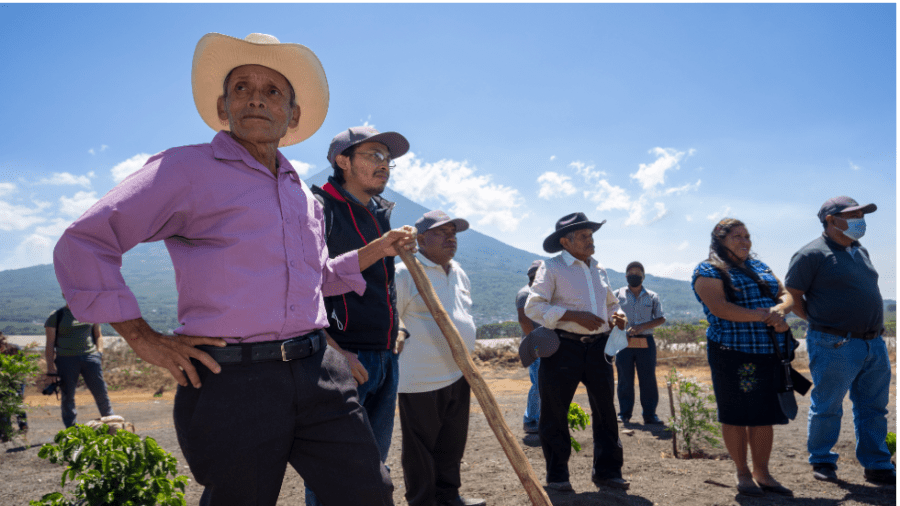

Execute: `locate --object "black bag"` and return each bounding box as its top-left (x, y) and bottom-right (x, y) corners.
top-left (768, 328), bottom-right (812, 420)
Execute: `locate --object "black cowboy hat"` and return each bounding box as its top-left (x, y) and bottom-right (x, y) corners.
top-left (542, 212), bottom-right (606, 253)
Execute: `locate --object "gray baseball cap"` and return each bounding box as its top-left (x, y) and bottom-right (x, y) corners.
top-left (327, 126), bottom-right (410, 168)
top-left (527, 260), bottom-right (542, 278)
top-left (519, 327), bottom-right (560, 368)
top-left (817, 196), bottom-right (877, 223)
top-left (414, 210), bottom-right (470, 235)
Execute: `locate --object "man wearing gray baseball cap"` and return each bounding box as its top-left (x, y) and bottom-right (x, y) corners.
top-left (308, 125), bottom-right (411, 506)
top-left (395, 210), bottom-right (485, 506)
top-left (785, 196), bottom-right (894, 485)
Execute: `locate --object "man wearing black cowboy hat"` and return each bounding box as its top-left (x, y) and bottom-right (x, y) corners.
top-left (525, 212), bottom-right (629, 492)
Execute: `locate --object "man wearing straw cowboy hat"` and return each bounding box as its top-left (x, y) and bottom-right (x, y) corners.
top-left (525, 212), bottom-right (629, 492)
top-left (53, 32), bottom-right (415, 505)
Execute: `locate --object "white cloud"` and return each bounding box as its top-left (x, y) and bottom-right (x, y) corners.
top-left (570, 161), bottom-right (606, 182)
top-left (111, 154), bottom-right (152, 183)
top-left (646, 261), bottom-right (698, 281)
top-left (0, 182), bottom-right (15, 196)
top-left (630, 147), bottom-right (688, 190)
top-left (676, 241), bottom-right (689, 251)
top-left (34, 218), bottom-right (72, 237)
top-left (59, 191), bottom-right (98, 219)
top-left (583, 179), bottom-right (631, 212)
top-left (850, 161), bottom-right (861, 171)
top-left (89, 145), bottom-right (109, 156)
top-left (550, 155), bottom-right (556, 161)
top-left (659, 179), bottom-right (701, 196)
top-left (621, 198), bottom-right (667, 227)
top-left (536, 171), bottom-right (577, 199)
top-left (38, 172), bottom-right (93, 189)
top-left (706, 206), bottom-right (732, 222)
top-left (0, 200), bottom-right (47, 231)
top-left (288, 160), bottom-right (314, 177)
top-left (390, 152), bottom-right (525, 231)
top-left (685, 215), bottom-right (694, 222)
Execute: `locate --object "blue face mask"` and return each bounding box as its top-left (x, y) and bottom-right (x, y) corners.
top-left (842, 217), bottom-right (866, 240)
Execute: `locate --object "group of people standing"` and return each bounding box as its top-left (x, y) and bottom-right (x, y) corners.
top-left (43, 28), bottom-right (892, 506)
top-left (512, 195), bottom-right (893, 497)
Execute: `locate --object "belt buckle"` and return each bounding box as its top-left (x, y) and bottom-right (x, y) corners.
top-left (281, 340), bottom-right (289, 361)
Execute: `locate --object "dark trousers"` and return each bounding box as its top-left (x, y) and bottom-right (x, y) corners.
top-left (56, 353), bottom-right (113, 428)
top-left (538, 336), bottom-right (623, 483)
top-left (614, 336), bottom-right (659, 420)
top-left (173, 346), bottom-right (392, 506)
top-left (398, 377), bottom-right (471, 506)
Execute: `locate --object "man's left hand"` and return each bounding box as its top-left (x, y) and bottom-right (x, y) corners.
top-left (611, 313), bottom-right (628, 331)
top-left (393, 332), bottom-right (406, 355)
top-left (378, 226), bottom-right (417, 257)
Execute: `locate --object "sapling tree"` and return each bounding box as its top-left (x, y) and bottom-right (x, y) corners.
top-left (31, 424), bottom-right (189, 506)
top-left (0, 348), bottom-right (40, 442)
top-left (665, 367), bottom-right (721, 458)
top-left (568, 402), bottom-right (590, 452)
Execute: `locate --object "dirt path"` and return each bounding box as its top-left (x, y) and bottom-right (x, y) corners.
top-left (2, 361), bottom-right (895, 505)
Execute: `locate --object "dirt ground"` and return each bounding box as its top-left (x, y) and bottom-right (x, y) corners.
top-left (2, 356), bottom-right (896, 506)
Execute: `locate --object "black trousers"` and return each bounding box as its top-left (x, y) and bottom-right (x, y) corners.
top-left (173, 346), bottom-right (393, 506)
top-left (398, 377), bottom-right (471, 506)
top-left (538, 335), bottom-right (623, 483)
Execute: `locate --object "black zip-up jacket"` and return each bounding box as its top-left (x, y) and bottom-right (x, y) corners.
top-left (311, 177), bottom-right (398, 352)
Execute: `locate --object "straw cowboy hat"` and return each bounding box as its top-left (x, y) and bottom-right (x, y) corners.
top-left (191, 32), bottom-right (329, 147)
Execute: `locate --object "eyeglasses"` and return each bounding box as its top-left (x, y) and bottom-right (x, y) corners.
top-left (356, 151), bottom-right (395, 169)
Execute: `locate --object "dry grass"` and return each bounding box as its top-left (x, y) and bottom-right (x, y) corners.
top-left (101, 342), bottom-right (177, 392)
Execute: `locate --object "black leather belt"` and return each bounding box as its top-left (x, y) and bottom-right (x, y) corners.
top-left (198, 330), bottom-right (325, 364)
top-left (631, 334), bottom-right (653, 338)
top-left (810, 324), bottom-right (880, 341)
top-left (556, 329), bottom-right (610, 344)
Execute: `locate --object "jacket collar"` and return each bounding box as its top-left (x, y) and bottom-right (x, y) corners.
top-left (322, 176), bottom-right (395, 215)
top-left (821, 232), bottom-right (860, 250)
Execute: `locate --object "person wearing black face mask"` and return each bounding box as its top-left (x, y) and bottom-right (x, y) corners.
top-left (613, 261), bottom-right (666, 425)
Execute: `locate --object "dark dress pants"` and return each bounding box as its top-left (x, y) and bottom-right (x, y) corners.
top-left (614, 336), bottom-right (659, 420)
top-left (173, 346), bottom-right (392, 506)
top-left (538, 335), bottom-right (623, 483)
top-left (398, 377), bottom-right (471, 506)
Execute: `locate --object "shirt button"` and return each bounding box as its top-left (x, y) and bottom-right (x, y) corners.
top-left (285, 219), bottom-right (291, 225)
top-left (290, 305), bottom-right (296, 311)
top-left (290, 260), bottom-right (295, 267)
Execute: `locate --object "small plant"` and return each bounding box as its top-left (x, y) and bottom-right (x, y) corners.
top-left (666, 367), bottom-right (721, 458)
top-left (30, 424), bottom-right (188, 506)
top-left (887, 432), bottom-right (896, 457)
top-left (0, 348), bottom-right (41, 442)
top-left (568, 402), bottom-right (590, 452)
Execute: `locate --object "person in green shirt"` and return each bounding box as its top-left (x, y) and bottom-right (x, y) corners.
top-left (44, 302), bottom-right (113, 427)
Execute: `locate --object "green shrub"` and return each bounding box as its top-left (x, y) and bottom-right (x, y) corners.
top-left (30, 425), bottom-right (188, 506)
top-left (666, 367), bottom-right (721, 458)
top-left (887, 432), bottom-right (896, 457)
top-left (0, 348), bottom-right (41, 442)
top-left (568, 402), bottom-right (590, 452)
top-left (655, 321), bottom-right (708, 345)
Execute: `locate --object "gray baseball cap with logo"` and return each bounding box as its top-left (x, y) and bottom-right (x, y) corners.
top-left (414, 210), bottom-right (470, 235)
top-left (327, 126), bottom-right (410, 168)
top-left (817, 196), bottom-right (877, 223)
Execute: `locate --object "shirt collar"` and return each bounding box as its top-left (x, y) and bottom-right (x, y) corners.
top-left (560, 250), bottom-right (596, 268)
top-left (326, 176), bottom-right (378, 211)
top-left (211, 131), bottom-right (294, 178)
top-left (417, 253), bottom-right (456, 272)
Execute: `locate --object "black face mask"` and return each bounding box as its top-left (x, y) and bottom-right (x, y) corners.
top-left (626, 275), bottom-right (643, 287)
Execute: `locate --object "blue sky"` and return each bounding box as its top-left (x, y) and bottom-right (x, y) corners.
top-left (1, 3), bottom-right (896, 298)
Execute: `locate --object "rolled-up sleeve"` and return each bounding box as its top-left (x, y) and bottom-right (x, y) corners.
top-left (525, 263), bottom-right (566, 329)
top-left (321, 251), bottom-right (366, 297)
top-left (53, 153), bottom-right (192, 324)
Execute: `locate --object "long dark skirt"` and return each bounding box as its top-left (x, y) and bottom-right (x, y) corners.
top-left (707, 340), bottom-right (789, 427)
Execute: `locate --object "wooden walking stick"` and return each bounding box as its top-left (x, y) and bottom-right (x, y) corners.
top-left (397, 249), bottom-right (553, 506)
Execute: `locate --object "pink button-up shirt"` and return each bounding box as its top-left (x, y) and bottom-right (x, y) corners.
top-left (53, 131), bottom-right (365, 343)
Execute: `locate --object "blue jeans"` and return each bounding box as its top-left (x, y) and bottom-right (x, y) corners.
top-left (523, 358), bottom-right (540, 430)
top-left (56, 353), bottom-right (113, 428)
top-left (306, 349), bottom-right (399, 506)
top-left (615, 337), bottom-right (659, 420)
top-left (806, 330), bottom-right (893, 470)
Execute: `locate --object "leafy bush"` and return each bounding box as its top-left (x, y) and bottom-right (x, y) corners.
top-left (665, 367), bottom-right (721, 458)
top-left (655, 322), bottom-right (708, 345)
top-left (887, 432), bottom-right (896, 457)
top-left (568, 402), bottom-right (590, 452)
top-left (30, 425), bottom-right (188, 506)
top-left (0, 348), bottom-right (41, 442)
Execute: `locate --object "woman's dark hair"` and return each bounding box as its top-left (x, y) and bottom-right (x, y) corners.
top-left (707, 218), bottom-right (773, 302)
top-left (331, 144), bottom-right (360, 185)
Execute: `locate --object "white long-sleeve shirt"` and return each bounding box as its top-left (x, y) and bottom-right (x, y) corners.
top-left (525, 250), bottom-right (622, 335)
top-left (396, 254), bottom-right (477, 393)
